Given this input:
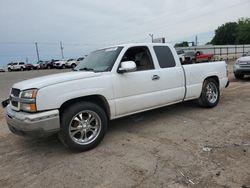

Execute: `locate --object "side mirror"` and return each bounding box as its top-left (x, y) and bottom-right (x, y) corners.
top-left (118, 61), bottom-right (137, 73)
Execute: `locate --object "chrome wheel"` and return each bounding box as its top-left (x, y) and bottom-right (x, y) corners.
top-left (206, 82), bottom-right (218, 104)
top-left (69, 110), bottom-right (101, 145)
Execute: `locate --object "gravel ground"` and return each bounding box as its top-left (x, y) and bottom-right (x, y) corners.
top-left (0, 63), bottom-right (249, 188)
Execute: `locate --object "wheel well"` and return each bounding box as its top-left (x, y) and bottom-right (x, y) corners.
top-left (59, 95), bottom-right (111, 119)
top-left (204, 76), bottom-right (219, 86)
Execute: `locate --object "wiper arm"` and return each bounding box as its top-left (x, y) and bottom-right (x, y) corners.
top-left (78, 67), bottom-right (95, 72)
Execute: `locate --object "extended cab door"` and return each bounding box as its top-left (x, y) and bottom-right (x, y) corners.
top-left (113, 46), bottom-right (162, 117)
top-left (153, 46), bottom-right (185, 104)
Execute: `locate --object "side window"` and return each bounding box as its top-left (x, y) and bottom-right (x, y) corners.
top-left (13, 63), bottom-right (17, 65)
top-left (121, 46), bottom-right (154, 71)
top-left (153, 46), bottom-right (176, 68)
top-left (19, 62), bottom-right (25, 65)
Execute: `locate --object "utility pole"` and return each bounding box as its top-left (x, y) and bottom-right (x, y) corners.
top-left (60, 41), bottom-right (64, 59)
top-left (149, 34), bottom-right (154, 43)
top-left (195, 35), bottom-right (198, 46)
top-left (35, 42), bottom-right (40, 62)
top-left (25, 57), bottom-right (28, 64)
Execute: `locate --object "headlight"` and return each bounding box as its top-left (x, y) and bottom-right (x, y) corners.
top-left (20, 89), bottom-right (38, 112)
top-left (235, 60), bottom-right (240, 65)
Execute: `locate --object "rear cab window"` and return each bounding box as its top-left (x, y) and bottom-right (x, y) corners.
top-left (153, 46), bottom-right (176, 68)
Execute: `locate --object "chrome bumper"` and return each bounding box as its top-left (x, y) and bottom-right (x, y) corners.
top-left (6, 105), bottom-right (60, 137)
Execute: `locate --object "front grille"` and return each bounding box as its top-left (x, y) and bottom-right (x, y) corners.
top-left (239, 61), bottom-right (250, 67)
top-left (11, 88), bottom-right (20, 97)
top-left (10, 88), bottom-right (20, 110)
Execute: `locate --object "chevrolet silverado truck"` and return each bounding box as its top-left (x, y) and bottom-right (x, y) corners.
top-left (3, 43), bottom-right (229, 151)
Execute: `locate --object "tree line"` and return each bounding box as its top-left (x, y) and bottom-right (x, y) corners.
top-left (211, 18), bottom-right (250, 45)
top-left (174, 17), bottom-right (250, 47)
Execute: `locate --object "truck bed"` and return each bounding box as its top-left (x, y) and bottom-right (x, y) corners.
top-left (183, 61), bottom-right (228, 100)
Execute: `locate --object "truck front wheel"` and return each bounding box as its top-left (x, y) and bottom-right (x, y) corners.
top-left (197, 78), bottom-right (220, 108)
top-left (59, 102), bottom-right (107, 151)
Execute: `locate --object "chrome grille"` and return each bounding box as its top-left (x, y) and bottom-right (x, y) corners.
top-left (10, 88), bottom-right (20, 109)
top-left (239, 61), bottom-right (250, 67)
top-left (11, 88), bottom-right (20, 97)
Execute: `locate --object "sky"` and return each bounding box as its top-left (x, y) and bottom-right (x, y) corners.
top-left (0, 0), bottom-right (250, 65)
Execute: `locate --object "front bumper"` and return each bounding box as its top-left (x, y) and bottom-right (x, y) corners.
top-left (233, 65), bottom-right (250, 75)
top-left (6, 105), bottom-right (60, 137)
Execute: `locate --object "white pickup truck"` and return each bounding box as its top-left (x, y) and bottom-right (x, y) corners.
top-left (4, 43), bottom-right (229, 151)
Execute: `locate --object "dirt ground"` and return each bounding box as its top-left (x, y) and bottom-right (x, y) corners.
top-left (0, 62), bottom-right (249, 188)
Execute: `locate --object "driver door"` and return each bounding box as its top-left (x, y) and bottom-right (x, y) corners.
top-left (113, 46), bottom-right (162, 117)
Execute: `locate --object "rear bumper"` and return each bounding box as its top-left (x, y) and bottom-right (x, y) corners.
top-left (6, 105), bottom-right (60, 137)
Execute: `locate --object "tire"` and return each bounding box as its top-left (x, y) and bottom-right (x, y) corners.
top-left (59, 102), bottom-right (108, 152)
top-left (234, 73), bottom-right (244, 79)
top-left (47, 65), bottom-right (51, 69)
top-left (20, 67), bottom-right (24, 71)
top-left (8, 68), bottom-right (12, 72)
top-left (197, 78), bottom-right (220, 108)
top-left (71, 64), bottom-right (76, 68)
top-left (62, 65), bottom-right (66, 69)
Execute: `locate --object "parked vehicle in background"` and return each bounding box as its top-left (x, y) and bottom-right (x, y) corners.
top-left (49, 59), bottom-right (60, 69)
top-left (65, 57), bottom-right (85, 68)
top-left (54, 60), bottom-right (67, 69)
top-left (0, 66), bottom-right (5, 72)
top-left (242, 51), bottom-right (250, 57)
top-left (32, 62), bottom-right (40, 70)
top-left (176, 49), bottom-right (185, 63)
top-left (40, 60), bottom-right (55, 69)
top-left (3, 43), bottom-right (229, 151)
top-left (184, 51), bottom-right (213, 64)
top-left (8, 62), bottom-right (26, 72)
top-left (234, 55), bottom-right (250, 79)
top-left (65, 59), bottom-right (76, 68)
top-left (25, 64), bottom-right (35, 70)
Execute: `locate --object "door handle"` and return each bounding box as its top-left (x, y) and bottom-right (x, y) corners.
top-left (152, 75), bottom-right (160, 80)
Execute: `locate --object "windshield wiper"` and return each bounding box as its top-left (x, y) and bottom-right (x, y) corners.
top-left (78, 67), bottom-right (95, 72)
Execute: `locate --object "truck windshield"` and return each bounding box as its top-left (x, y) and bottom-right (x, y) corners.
top-left (75, 47), bottom-right (123, 72)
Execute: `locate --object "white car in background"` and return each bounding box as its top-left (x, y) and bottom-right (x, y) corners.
top-left (32, 62), bottom-right (40, 69)
top-left (66, 57), bottom-right (85, 68)
top-left (0, 66), bottom-right (5, 72)
top-left (8, 62), bottom-right (26, 71)
top-left (54, 60), bottom-right (67, 69)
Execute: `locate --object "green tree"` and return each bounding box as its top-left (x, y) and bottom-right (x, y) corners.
top-left (211, 18), bottom-right (250, 45)
top-left (174, 41), bottom-right (189, 47)
top-left (211, 22), bottom-right (238, 45)
top-left (236, 18), bottom-right (250, 44)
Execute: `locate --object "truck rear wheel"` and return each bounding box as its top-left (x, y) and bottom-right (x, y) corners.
top-left (197, 78), bottom-right (220, 108)
top-left (59, 102), bottom-right (107, 152)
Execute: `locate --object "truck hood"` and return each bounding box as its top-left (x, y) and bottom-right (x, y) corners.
top-left (238, 56), bottom-right (250, 61)
top-left (13, 71), bottom-right (102, 90)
